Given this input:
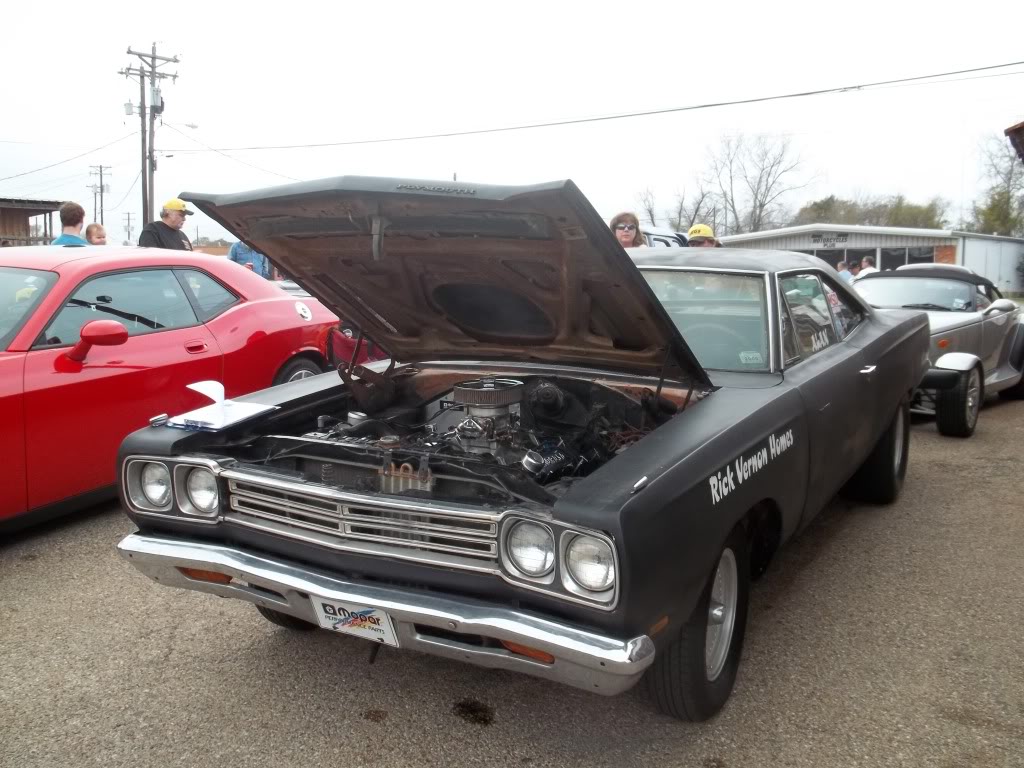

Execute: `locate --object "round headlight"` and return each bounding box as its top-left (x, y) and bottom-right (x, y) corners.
top-left (140, 463), bottom-right (171, 507)
top-left (507, 521), bottom-right (555, 577)
top-left (566, 535), bottom-right (615, 592)
top-left (186, 468), bottom-right (219, 515)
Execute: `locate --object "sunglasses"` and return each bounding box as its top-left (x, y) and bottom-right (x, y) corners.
top-left (615, 224), bottom-right (637, 232)
top-left (689, 238), bottom-right (713, 246)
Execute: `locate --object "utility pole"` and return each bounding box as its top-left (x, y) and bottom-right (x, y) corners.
top-left (123, 212), bottom-right (134, 244)
top-left (89, 165), bottom-right (110, 224)
top-left (119, 44), bottom-right (179, 224)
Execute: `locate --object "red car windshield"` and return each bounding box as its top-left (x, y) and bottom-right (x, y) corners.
top-left (1, 267), bottom-right (59, 349)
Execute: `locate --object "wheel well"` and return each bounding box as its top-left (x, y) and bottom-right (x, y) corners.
top-left (282, 350), bottom-right (328, 372)
top-left (745, 500), bottom-right (782, 580)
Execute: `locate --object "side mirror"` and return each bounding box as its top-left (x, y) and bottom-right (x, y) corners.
top-left (66, 319), bottom-right (129, 362)
top-left (983, 298), bottom-right (1017, 315)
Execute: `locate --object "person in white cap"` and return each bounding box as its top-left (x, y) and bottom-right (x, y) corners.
top-left (138, 198), bottom-right (194, 250)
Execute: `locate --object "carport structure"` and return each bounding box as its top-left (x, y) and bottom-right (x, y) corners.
top-left (0, 197), bottom-right (62, 246)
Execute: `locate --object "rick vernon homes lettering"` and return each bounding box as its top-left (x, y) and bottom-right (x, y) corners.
top-left (709, 429), bottom-right (795, 505)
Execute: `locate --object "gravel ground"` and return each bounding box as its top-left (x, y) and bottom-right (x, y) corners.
top-left (2, 399), bottom-right (1022, 768)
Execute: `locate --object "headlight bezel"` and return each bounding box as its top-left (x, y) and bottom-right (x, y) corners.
top-left (177, 465), bottom-right (220, 518)
top-left (502, 520), bottom-right (556, 582)
top-left (562, 533), bottom-right (617, 596)
top-left (125, 460), bottom-right (173, 512)
top-left (123, 456), bottom-right (222, 524)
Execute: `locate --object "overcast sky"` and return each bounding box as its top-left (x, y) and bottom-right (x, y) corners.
top-left (2, 0), bottom-right (1023, 244)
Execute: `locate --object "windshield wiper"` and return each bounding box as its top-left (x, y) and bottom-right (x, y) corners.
top-left (900, 302), bottom-right (955, 312)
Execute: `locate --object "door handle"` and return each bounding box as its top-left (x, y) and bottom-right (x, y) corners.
top-left (860, 365), bottom-right (877, 374)
top-left (185, 341), bottom-right (209, 354)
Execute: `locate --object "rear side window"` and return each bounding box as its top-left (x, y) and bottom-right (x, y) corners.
top-left (37, 269), bottom-right (198, 347)
top-left (779, 274), bottom-right (837, 358)
top-left (821, 280), bottom-right (864, 339)
top-left (177, 269), bottom-right (239, 322)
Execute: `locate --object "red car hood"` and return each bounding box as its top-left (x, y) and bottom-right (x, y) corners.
top-left (182, 176), bottom-right (709, 386)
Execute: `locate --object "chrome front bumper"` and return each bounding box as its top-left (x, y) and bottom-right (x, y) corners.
top-left (117, 533), bottom-right (655, 696)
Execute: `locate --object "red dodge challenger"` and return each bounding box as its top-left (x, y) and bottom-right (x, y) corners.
top-left (0, 246), bottom-right (342, 531)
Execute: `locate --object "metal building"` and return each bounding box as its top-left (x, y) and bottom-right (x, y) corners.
top-left (0, 197), bottom-right (62, 246)
top-left (720, 224), bottom-right (1024, 294)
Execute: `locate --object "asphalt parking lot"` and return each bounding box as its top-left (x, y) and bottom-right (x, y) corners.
top-left (2, 400), bottom-right (1023, 768)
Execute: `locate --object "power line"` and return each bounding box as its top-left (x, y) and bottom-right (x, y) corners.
top-left (161, 59), bottom-right (1024, 154)
top-left (0, 133), bottom-right (136, 182)
top-left (108, 169), bottom-right (142, 211)
top-left (162, 123), bottom-right (302, 182)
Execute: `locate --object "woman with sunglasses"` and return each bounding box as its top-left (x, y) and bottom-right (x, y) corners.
top-left (609, 212), bottom-right (646, 248)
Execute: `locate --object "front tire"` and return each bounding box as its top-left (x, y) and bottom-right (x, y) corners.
top-left (936, 367), bottom-right (981, 437)
top-left (255, 605), bottom-right (318, 631)
top-left (647, 524), bottom-right (750, 721)
top-left (843, 395), bottom-right (910, 504)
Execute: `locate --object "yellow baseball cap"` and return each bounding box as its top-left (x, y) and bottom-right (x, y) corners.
top-left (687, 223), bottom-right (714, 239)
top-left (163, 198), bottom-right (194, 216)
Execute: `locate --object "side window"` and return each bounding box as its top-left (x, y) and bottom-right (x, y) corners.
top-left (779, 274), bottom-right (838, 358)
top-left (975, 287), bottom-right (991, 311)
top-left (778, 287), bottom-right (802, 365)
top-left (177, 269), bottom-right (239, 322)
top-left (821, 279), bottom-right (864, 339)
top-left (38, 269), bottom-right (198, 347)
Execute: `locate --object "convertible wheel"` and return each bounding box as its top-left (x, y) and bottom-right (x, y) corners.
top-left (273, 357), bottom-right (323, 386)
top-left (647, 524), bottom-right (750, 722)
top-left (842, 395), bottom-right (910, 504)
top-left (255, 605), bottom-right (318, 631)
top-left (936, 367), bottom-right (981, 437)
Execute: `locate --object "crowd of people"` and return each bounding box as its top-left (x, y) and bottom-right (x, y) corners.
top-left (609, 211), bottom-right (721, 248)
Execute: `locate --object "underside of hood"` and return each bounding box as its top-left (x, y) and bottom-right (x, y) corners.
top-left (183, 177), bottom-right (710, 387)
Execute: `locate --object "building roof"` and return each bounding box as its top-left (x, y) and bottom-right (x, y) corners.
top-left (1006, 121), bottom-right (1024, 164)
top-left (719, 223), bottom-right (1024, 245)
top-left (0, 197), bottom-right (63, 215)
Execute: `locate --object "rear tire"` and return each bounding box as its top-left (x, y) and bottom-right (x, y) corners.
top-left (647, 524), bottom-right (750, 721)
top-left (273, 357), bottom-right (323, 386)
top-left (255, 605), bottom-right (318, 631)
top-left (843, 395), bottom-right (910, 504)
top-left (936, 367), bottom-right (982, 437)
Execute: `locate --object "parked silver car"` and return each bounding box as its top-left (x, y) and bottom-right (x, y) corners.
top-left (855, 265), bottom-right (1024, 437)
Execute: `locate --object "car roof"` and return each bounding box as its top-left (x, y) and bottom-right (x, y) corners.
top-left (858, 266), bottom-right (995, 288)
top-left (629, 247), bottom-right (829, 274)
top-left (0, 245), bottom-right (230, 272)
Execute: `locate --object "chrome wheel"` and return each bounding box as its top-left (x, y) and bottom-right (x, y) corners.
top-left (287, 368), bottom-right (317, 382)
top-left (965, 368), bottom-right (981, 429)
top-left (892, 405), bottom-right (904, 475)
top-left (705, 548), bottom-right (738, 682)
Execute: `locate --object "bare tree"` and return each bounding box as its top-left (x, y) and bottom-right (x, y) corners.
top-left (667, 183), bottom-right (714, 231)
top-left (637, 188), bottom-right (659, 226)
top-left (706, 134), bottom-right (805, 234)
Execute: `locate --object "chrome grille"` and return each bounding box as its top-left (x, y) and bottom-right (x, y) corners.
top-left (226, 477), bottom-right (499, 563)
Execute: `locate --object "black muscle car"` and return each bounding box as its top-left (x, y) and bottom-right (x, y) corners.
top-left (115, 177), bottom-right (929, 721)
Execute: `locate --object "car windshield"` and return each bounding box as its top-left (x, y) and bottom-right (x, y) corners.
top-left (642, 270), bottom-right (770, 372)
top-left (856, 277), bottom-right (974, 312)
top-left (0, 266), bottom-right (59, 349)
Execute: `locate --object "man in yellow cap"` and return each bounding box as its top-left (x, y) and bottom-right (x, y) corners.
top-left (138, 198), bottom-right (195, 250)
top-left (687, 223), bottom-right (717, 247)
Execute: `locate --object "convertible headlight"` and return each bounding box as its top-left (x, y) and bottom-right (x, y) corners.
top-left (507, 521), bottom-right (555, 577)
top-left (565, 535), bottom-right (615, 592)
top-left (140, 463), bottom-right (171, 507)
top-left (185, 468), bottom-right (219, 516)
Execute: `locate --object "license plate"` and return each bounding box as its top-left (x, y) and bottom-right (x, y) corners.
top-left (310, 597), bottom-right (400, 647)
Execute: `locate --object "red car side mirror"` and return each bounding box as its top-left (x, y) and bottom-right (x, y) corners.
top-left (66, 319), bottom-right (129, 362)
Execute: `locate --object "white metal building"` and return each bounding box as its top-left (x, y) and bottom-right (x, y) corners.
top-left (720, 224), bottom-right (1024, 293)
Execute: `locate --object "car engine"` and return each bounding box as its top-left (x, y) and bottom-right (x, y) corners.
top-left (229, 375), bottom-right (675, 506)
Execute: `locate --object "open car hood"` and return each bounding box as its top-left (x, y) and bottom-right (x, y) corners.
top-left (183, 177), bottom-right (710, 386)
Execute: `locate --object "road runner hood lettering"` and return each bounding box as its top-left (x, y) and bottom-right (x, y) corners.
top-left (181, 176), bottom-right (709, 385)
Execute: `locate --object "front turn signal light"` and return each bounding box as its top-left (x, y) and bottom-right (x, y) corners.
top-left (177, 567), bottom-right (232, 584)
top-left (499, 640), bottom-right (555, 664)
top-left (937, 338), bottom-right (950, 349)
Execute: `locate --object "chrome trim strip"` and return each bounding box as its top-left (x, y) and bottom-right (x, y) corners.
top-left (117, 533), bottom-right (654, 696)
